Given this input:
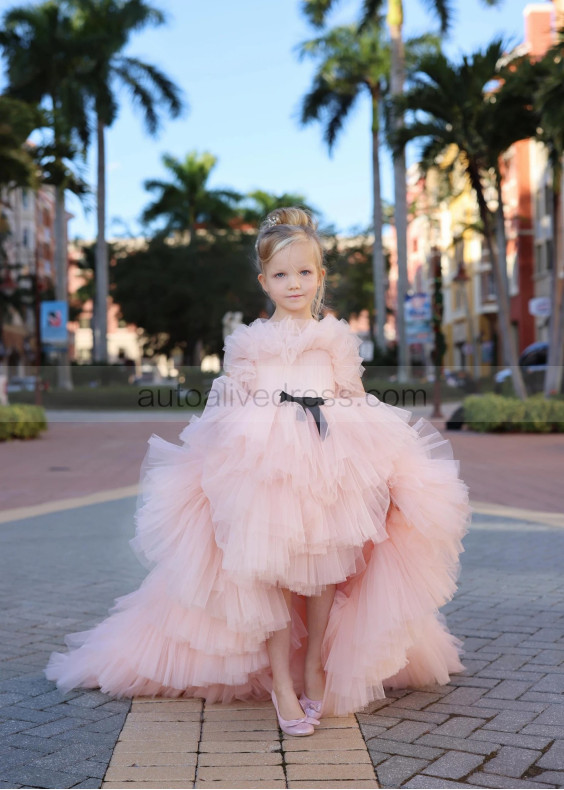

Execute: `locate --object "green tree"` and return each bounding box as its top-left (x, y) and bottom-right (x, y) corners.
top-left (0, 97), bottom-right (34, 346)
top-left (141, 151), bottom-right (242, 240)
top-left (69, 0), bottom-right (184, 364)
top-left (297, 21), bottom-right (438, 357)
top-left (302, 0), bottom-right (502, 383)
top-left (0, 96), bottom-right (41, 190)
top-left (395, 41), bottom-right (536, 399)
top-left (112, 232), bottom-right (262, 365)
top-left (0, 2), bottom-right (91, 389)
top-left (298, 21), bottom-right (389, 357)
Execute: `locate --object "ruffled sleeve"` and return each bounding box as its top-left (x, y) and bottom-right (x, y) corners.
top-left (329, 318), bottom-right (366, 398)
top-left (222, 323), bottom-right (257, 393)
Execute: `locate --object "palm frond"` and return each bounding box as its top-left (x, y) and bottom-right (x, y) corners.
top-left (418, 0), bottom-right (454, 34)
top-left (113, 55), bottom-right (184, 134)
top-left (358, 0), bottom-right (387, 32)
top-left (301, 0), bottom-right (340, 28)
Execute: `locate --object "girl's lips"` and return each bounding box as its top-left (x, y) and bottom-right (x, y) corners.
top-left (287, 295), bottom-right (303, 298)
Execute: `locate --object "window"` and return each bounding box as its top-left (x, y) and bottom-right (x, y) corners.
top-left (481, 269), bottom-right (496, 301)
top-left (544, 182), bottom-right (553, 218)
top-left (535, 243), bottom-right (545, 275)
top-left (545, 239), bottom-right (553, 271)
top-left (534, 188), bottom-right (542, 221)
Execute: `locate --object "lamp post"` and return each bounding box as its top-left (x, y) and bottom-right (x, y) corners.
top-left (430, 247), bottom-right (445, 419)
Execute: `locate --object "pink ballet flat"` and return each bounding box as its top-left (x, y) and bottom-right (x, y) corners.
top-left (271, 690), bottom-right (316, 736)
top-left (299, 691), bottom-right (324, 721)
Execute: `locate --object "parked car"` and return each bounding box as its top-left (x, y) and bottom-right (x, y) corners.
top-left (494, 341), bottom-right (562, 394)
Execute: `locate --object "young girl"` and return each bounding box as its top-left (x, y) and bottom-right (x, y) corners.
top-left (45, 206), bottom-right (471, 738)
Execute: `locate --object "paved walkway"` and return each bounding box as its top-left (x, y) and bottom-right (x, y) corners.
top-left (102, 697), bottom-right (377, 789)
top-left (1, 407), bottom-right (563, 788)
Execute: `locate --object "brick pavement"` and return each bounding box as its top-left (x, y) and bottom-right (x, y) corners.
top-left (0, 498), bottom-right (145, 789)
top-left (1, 406), bottom-right (563, 788)
top-left (359, 512), bottom-right (564, 789)
top-left (101, 697), bottom-right (378, 789)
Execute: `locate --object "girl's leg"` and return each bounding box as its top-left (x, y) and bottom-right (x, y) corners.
top-left (304, 583), bottom-right (336, 700)
top-left (266, 587), bottom-right (307, 720)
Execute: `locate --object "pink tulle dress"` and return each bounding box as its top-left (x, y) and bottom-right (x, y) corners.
top-left (44, 314), bottom-right (472, 716)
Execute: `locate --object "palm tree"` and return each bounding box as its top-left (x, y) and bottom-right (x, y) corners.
top-left (0, 2), bottom-right (90, 390)
top-left (0, 96), bottom-right (42, 343)
top-left (302, 0), bottom-right (502, 383)
top-left (297, 22), bottom-right (438, 357)
top-left (141, 151), bottom-right (242, 241)
top-left (0, 97), bottom-right (41, 191)
top-left (298, 22), bottom-right (389, 356)
top-left (69, 0), bottom-right (184, 364)
top-left (394, 41), bottom-right (536, 399)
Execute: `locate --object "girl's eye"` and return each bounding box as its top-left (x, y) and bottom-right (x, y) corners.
top-left (274, 270), bottom-right (312, 278)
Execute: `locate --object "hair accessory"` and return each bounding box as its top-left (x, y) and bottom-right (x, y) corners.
top-left (264, 215), bottom-right (281, 228)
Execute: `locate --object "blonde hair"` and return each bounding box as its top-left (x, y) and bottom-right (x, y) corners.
top-left (255, 206), bottom-right (327, 320)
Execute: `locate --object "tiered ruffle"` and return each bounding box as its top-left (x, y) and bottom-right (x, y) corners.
top-left (45, 315), bottom-right (471, 716)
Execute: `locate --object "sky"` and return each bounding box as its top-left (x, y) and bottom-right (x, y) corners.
top-left (0, 0), bottom-right (546, 241)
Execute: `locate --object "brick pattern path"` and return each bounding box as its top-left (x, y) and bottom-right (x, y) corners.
top-left (1, 407), bottom-right (563, 788)
top-left (0, 498), bottom-right (145, 789)
top-left (359, 512), bottom-right (564, 789)
top-left (102, 697), bottom-right (378, 789)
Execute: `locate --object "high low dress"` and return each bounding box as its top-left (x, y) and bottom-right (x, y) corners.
top-left (45, 314), bottom-right (472, 716)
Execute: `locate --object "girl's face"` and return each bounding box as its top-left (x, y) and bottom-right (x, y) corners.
top-left (258, 240), bottom-right (325, 320)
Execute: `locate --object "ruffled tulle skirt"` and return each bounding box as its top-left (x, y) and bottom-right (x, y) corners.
top-left (45, 375), bottom-right (472, 716)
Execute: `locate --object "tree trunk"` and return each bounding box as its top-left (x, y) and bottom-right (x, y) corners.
top-left (495, 198), bottom-right (511, 364)
top-left (468, 162), bottom-right (528, 399)
top-left (94, 116), bottom-right (109, 364)
top-left (388, 0), bottom-right (410, 383)
top-left (54, 183), bottom-right (73, 391)
top-left (544, 174), bottom-right (564, 396)
top-left (371, 88), bottom-right (386, 358)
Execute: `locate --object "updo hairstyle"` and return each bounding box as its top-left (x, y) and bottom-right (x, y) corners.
top-left (255, 206), bottom-right (327, 320)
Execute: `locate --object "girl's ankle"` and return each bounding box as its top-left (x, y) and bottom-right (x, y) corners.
top-left (272, 682), bottom-right (296, 697)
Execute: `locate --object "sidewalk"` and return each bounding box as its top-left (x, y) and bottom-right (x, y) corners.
top-left (1, 496), bottom-right (563, 789)
top-left (1, 409), bottom-right (563, 789)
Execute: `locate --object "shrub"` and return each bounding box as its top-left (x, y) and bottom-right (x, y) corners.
top-left (0, 404), bottom-right (48, 441)
top-left (463, 393), bottom-right (564, 433)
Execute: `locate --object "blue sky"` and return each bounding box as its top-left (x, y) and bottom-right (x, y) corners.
top-left (0, 0), bottom-right (544, 240)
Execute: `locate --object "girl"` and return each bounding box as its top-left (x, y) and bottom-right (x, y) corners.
top-left (45, 207), bottom-right (471, 738)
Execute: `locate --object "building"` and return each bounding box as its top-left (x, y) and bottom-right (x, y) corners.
top-left (402, 2), bottom-right (559, 378)
top-left (0, 184), bottom-right (59, 371)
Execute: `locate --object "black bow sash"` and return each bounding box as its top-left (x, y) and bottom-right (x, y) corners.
top-left (279, 390), bottom-right (327, 439)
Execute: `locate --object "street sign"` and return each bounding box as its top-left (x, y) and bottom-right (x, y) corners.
top-left (405, 293), bottom-right (433, 343)
top-left (405, 293), bottom-right (432, 322)
top-left (40, 301), bottom-right (68, 346)
top-left (528, 297), bottom-right (551, 317)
